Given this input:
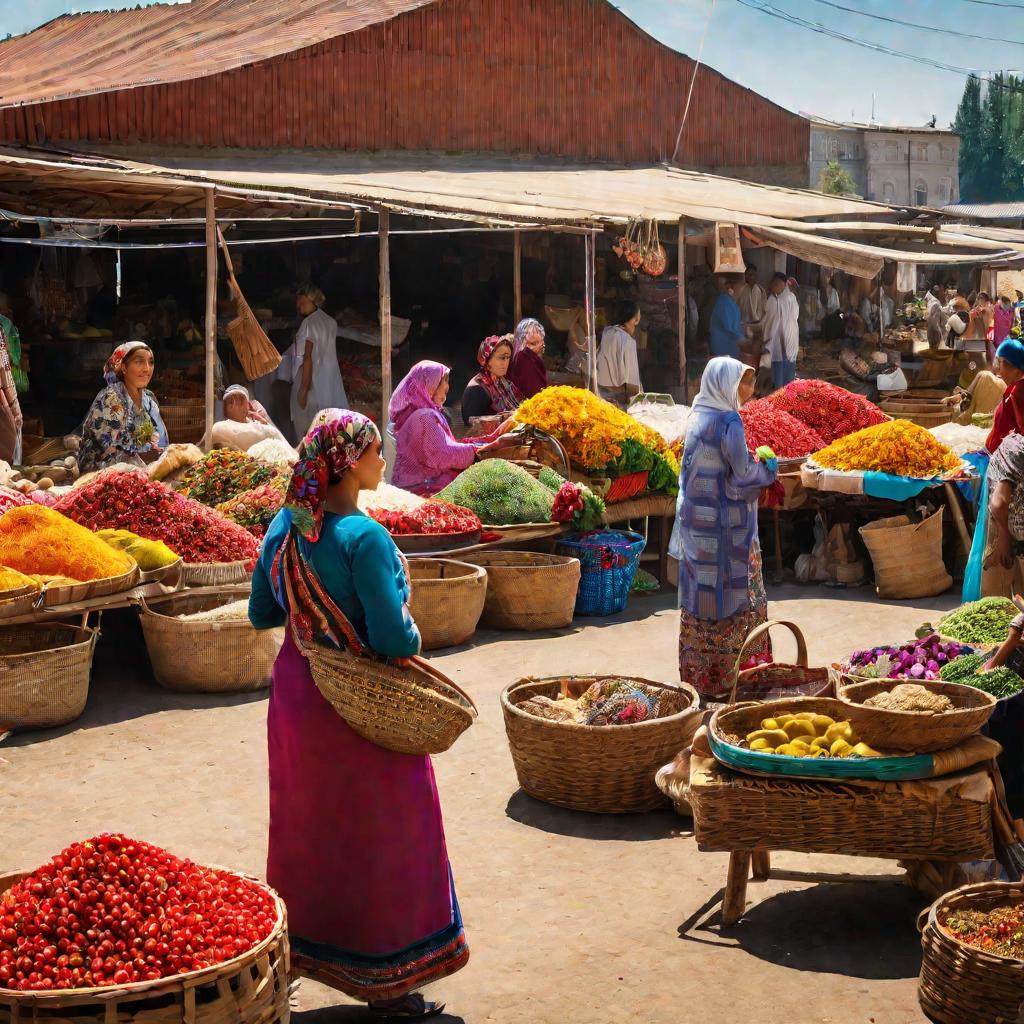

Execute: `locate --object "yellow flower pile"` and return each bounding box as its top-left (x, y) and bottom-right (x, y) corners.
top-left (515, 386), bottom-right (672, 471)
top-left (814, 420), bottom-right (961, 478)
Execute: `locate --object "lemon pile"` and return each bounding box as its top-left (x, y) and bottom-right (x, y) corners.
top-left (745, 712), bottom-right (882, 758)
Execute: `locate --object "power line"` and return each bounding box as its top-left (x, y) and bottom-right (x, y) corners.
top-left (809, 0), bottom-right (1024, 45)
top-left (958, 0), bottom-right (1024, 8)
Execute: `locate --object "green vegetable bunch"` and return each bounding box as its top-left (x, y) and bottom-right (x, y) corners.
top-left (436, 460), bottom-right (555, 525)
top-left (938, 598), bottom-right (1018, 645)
top-left (939, 652), bottom-right (1024, 699)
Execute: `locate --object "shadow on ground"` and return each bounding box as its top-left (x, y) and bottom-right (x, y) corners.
top-left (294, 1006), bottom-right (465, 1024)
top-left (678, 877), bottom-right (926, 980)
top-left (505, 790), bottom-right (688, 841)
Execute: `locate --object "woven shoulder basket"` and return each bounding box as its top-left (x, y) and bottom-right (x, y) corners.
top-left (724, 620), bottom-right (832, 705)
top-left (919, 881), bottom-right (1024, 1024)
top-left (0, 870), bottom-right (291, 1024)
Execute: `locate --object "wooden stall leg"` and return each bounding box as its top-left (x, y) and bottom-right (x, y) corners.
top-left (751, 849), bottom-right (771, 880)
top-left (658, 514), bottom-right (671, 589)
top-left (722, 851), bottom-right (751, 924)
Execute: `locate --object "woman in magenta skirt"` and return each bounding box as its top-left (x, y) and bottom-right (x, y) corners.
top-left (249, 409), bottom-right (468, 1020)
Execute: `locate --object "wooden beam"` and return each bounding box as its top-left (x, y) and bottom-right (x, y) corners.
top-left (379, 208), bottom-right (392, 430)
top-left (677, 216), bottom-right (687, 402)
top-left (204, 188), bottom-right (217, 447)
top-left (513, 229), bottom-right (522, 325)
top-left (585, 231), bottom-right (598, 395)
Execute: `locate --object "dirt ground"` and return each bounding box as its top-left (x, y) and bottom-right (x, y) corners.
top-left (0, 584), bottom-right (964, 1024)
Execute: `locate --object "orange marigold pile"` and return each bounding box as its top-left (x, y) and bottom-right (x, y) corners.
top-left (0, 506), bottom-right (135, 582)
top-left (813, 420), bottom-right (961, 477)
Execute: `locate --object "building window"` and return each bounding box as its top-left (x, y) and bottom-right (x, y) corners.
top-left (882, 180), bottom-right (896, 202)
top-left (914, 179), bottom-right (928, 206)
top-left (885, 143), bottom-right (900, 162)
top-left (938, 178), bottom-right (951, 205)
top-left (916, 142), bottom-right (929, 161)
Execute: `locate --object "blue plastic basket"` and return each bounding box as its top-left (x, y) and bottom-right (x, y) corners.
top-left (556, 530), bottom-right (646, 617)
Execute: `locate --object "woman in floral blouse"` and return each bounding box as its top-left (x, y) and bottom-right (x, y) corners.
top-left (78, 341), bottom-right (168, 473)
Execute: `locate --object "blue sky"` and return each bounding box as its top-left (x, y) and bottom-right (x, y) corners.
top-left (2, 0), bottom-right (1020, 125)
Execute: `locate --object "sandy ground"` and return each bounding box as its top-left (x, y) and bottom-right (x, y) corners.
top-left (0, 584), bottom-right (965, 1024)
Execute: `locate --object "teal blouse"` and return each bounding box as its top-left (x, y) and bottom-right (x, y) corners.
top-left (249, 508), bottom-right (421, 659)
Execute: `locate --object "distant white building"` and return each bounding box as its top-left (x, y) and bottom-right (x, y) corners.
top-left (807, 116), bottom-right (960, 208)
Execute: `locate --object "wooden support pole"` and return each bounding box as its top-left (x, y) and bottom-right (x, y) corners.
top-left (379, 209), bottom-right (392, 431)
top-left (722, 851), bottom-right (751, 925)
top-left (677, 216), bottom-right (688, 402)
top-left (514, 229), bottom-right (523, 325)
top-left (585, 231), bottom-right (598, 395)
top-left (751, 849), bottom-right (771, 881)
top-left (203, 189), bottom-right (217, 448)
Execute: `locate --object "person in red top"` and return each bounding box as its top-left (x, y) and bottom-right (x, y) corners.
top-left (986, 339), bottom-right (1024, 454)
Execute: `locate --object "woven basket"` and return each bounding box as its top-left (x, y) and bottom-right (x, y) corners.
top-left (139, 593), bottom-right (282, 693)
top-left (407, 559), bottom-right (487, 650)
top-left (182, 560), bottom-right (253, 587)
top-left (0, 585), bottom-right (39, 620)
top-left (460, 551), bottom-right (581, 631)
top-left (0, 624), bottom-right (97, 730)
top-left (837, 677), bottom-right (996, 754)
top-left (160, 403), bottom-right (205, 445)
top-left (0, 870), bottom-right (290, 1024)
top-left (304, 641), bottom-right (477, 756)
top-left (919, 881), bottom-right (1024, 1024)
top-left (42, 565), bottom-right (140, 607)
top-left (690, 758), bottom-right (994, 860)
top-left (725, 620), bottom-right (833, 704)
top-left (860, 509), bottom-right (952, 600)
top-left (502, 674), bottom-right (701, 813)
top-left (879, 395), bottom-right (958, 429)
top-left (22, 436), bottom-right (69, 465)
top-left (555, 530), bottom-right (645, 616)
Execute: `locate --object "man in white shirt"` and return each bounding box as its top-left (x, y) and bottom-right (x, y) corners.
top-left (736, 266), bottom-right (767, 341)
top-left (763, 272), bottom-right (801, 388)
top-left (596, 300), bottom-right (643, 407)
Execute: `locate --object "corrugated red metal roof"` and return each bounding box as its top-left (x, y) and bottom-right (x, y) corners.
top-left (0, 0), bottom-right (437, 107)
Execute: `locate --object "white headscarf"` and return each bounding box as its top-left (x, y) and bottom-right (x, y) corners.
top-left (692, 356), bottom-right (748, 414)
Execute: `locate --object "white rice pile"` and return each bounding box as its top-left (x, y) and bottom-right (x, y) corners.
top-left (178, 599), bottom-right (251, 623)
top-left (248, 438), bottom-right (298, 467)
top-left (929, 421), bottom-right (989, 457)
top-left (358, 482), bottom-right (426, 513)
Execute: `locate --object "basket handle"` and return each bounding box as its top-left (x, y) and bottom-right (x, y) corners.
top-left (727, 619), bottom-right (809, 706)
top-left (216, 226), bottom-right (243, 301)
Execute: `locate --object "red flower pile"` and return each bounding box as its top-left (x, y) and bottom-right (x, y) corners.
top-left (0, 487), bottom-right (31, 516)
top-left (55, 471), bottom-right (258, 566)
top-left (740, 399), bottom-right (825, 458)
top-left (767, 380), bottom-right (887, 445)
top-left (0, 833), bottom-right (276, 991)
top-left (368, 500), bottom-right (481, 536)
top-left (552, 481), bottom-right (585, 523)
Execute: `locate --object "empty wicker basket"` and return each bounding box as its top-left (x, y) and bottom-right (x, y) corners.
top-left (0, 869), bottom-right (291, 1024)
top-left (408, 559), bottom-right (487, 650)
top-left (501, 674), bottom-right (701, 813)
top-left (837, 677), bottom-right (996, 753)
top-left (461, 551), bottom-right (580, 631)
top-left (0, 624), bottom-right (97, 730)
top-left (139, 592), bottom-right (282, 693)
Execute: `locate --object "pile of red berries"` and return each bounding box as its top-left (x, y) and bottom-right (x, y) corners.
top-left (0, 834), bottom-right (277, 991)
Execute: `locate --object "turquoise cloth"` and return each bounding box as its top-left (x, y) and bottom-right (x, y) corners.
top-left (963, 458), bottom-right (990, 602)
top-left (249, 508), bottom-right (421, 658)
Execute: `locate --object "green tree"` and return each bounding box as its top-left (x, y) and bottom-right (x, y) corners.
top-left (953, 75), bottom-right (984, 201)
top-left (818, 160), bottom-right (860, 197)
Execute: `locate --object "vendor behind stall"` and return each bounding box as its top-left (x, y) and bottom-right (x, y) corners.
top-left (461, 335), bottom-right (523, 424)
top-left (78, 341), bottom-right (167, 473)
top-left (509, 318), bottom-right (548, 399)
top-left (291, 284), bottom-right (348, 441)
top-left (210, 384), bottom-right (290, 451)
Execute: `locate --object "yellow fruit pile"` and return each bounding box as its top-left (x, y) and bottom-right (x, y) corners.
top-left (97, 529), bottom-right (180, 571)
top-left (813, 420), bottom-right (960, 478)
top-left (745, 711), bottom-right (882, 758)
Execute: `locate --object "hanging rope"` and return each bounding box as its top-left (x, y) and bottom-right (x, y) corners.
top-left (670, 0), bottom-right (719, 166)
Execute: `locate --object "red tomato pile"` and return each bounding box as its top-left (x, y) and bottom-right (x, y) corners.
top-left (739, 399), bottom-right (825, 458)
top-left (368, 500), bottom-right (481, 536)
top-left (0, 834), bottom-right (276, 992)
top-left (54, 472), bottom-right (258, 566)
top-left (767, 380), bottom-right (887, 445)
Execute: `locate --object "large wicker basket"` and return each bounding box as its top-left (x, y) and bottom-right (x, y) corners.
top-left (0, 870), bottom-right (290, 1024)
top-left (182, 560), bottom-right (253, 587)
top-left (0, 624), bottom-right (97, 730)
top-left (408, 559), bottom-right (487, 650)
top-left (837, 677), bottom-right (996, 754)
top-left (461, 551), bottom-right (581, 631)
top-left (860, 509), bottom-right (952, 600)
top-left (919, 881), bottom-right (1024, 1024)
top-left (138, 593), bottom-right (282, 693)
top-left (501, 674), bottom-right (701, 813)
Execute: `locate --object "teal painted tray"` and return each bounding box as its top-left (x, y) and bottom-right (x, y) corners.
top-left (708, 696), bottom-right (936, 782)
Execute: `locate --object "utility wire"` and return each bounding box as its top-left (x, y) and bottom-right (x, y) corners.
top-left (958, 0), bottom-right (1024, 8)
top-left (809, 0), bottom-right (1024, 45)
top-left (671, 0), bottom-right (718, 164)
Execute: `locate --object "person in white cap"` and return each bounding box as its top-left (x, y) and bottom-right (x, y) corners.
top-left (211, 384), bottom-right (290, 451)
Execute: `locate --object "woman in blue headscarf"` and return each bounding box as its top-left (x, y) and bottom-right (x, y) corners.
top-left (77, 341), bottom-right (168, 473)
top-left (671, 356), bottom-right (778, 697)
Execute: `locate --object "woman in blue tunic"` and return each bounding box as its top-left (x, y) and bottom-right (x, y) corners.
top-left (671, 357), bottom-right (778, 697)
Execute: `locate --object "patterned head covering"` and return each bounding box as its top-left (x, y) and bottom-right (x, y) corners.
top-left (388, 361), bottom-right (449, 432)
top-left (513, 318), bottom-right (545, 355)
top-left (285, 409), bottom-right (380, 542)
top-left (692, 356), bottom-right (749, 414)
top-left (471, 335), bottom-right (522, 414)
top-left (103, 341), bottom-right (152, 385)
top-left (477, 334), bottom-right (513, 367)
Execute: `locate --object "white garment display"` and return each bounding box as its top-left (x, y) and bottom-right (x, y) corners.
top-left (763, 290), bottom-right (800, 362)
top-left (289, 307), bottom-right (349, 440)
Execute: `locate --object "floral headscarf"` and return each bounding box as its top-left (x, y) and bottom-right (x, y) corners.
top-left (388, 361), bottom-right (449, 431)
top-left (513, 318), bottom-right (545, 355)
top-left (285, 409), bottom-right (380, 542)
top-left (469, 335), bottom-right (522, 414)
top-left (103, 341), bottom-right (151, 385)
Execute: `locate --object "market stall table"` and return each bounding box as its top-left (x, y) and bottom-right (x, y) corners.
top-left (603, 494), bottom-right (676, 586)
top-left (689, 753), bottom-right (996, 925)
